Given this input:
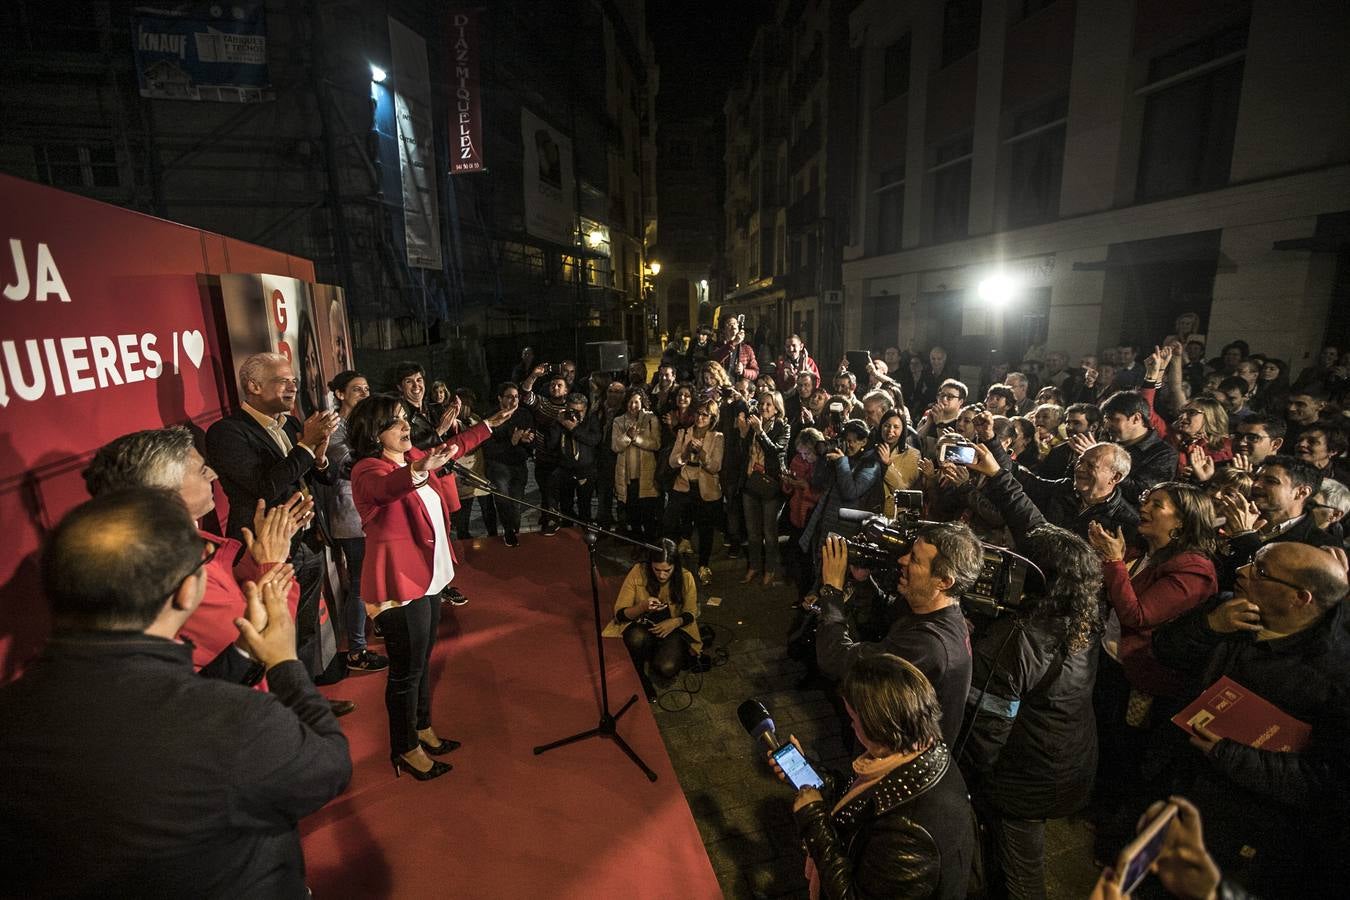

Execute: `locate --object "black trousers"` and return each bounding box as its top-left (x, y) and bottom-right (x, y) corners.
top-left (486, 459), bottom-right (527, 535)
top-left (621, 480), bottom-right (661, 542)
top-left (291, 537), bottom-right (326, 677)
top-left (534, 458), bottom-right (560, 526)
top-left (557, 469), bottom-right (596, 523)
top-left (452, 493), bottom-right (498, 538)
top-left (622, 621), bottom-right (688, 685)
top-left (376, 595), bottom-right (440, 756)
top-left (663, 489), bottom-right (718, 567)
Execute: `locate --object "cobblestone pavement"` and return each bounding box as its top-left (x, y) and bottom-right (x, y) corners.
top-left (468, 490), bottom-right (1101, 899)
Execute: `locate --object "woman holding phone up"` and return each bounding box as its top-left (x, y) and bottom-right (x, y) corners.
top-left (349, 393), bottom-right (510, 781)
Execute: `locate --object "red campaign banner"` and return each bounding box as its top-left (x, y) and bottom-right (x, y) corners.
top-left (448, 8), bottom-right (485, 173)
top-left (0, 174), bottom-right (316, 682)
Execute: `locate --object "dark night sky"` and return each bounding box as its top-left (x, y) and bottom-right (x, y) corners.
top-left (648, 0), bottom-right (774, 120)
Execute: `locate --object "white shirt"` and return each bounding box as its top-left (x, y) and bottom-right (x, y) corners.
top-left (414, 475), bottom-right (455, 598)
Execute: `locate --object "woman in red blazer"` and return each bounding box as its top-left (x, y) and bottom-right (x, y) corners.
top-left (1087, 480), bottom-right (1218, 837)
top-left (348, 393), bottom-right (506, 780)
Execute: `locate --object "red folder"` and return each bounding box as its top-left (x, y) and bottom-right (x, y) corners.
top-left (1172, 676), bottom-right (1311, 752)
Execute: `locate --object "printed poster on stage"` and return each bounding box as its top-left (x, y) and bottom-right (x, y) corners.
top-left (218, 273), bottom-right (333, 416)
top-left (390, 17), bottom-right (444, 270)
top-left (521, 107), bottom-right (575, 246)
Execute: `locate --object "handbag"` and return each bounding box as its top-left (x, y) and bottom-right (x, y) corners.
top-left (745, 469), bottom-right (781, 499)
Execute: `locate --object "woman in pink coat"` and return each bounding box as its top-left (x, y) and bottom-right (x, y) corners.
top-left (349, 393), bottom-right (507, 780)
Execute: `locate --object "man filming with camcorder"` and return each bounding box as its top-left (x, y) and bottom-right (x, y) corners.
top-left (811, 517), bottom-right (984, 748)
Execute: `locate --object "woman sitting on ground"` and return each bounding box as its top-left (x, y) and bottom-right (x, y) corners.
top-left (776, 653), bottom-right (976, 899)
top-left (604, 539), bottom-right (702, 701)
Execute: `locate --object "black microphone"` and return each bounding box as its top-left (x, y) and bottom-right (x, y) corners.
top-left (737, 698), bottom-right (780, 752)
top-left (448, 460), bottom-right (492, 490)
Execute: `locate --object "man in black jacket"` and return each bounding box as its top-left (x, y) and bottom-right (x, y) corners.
top-left (551, 392), bottom-right (603, 524)
top-left (520, 365), bottom-right (571, 535)
top-left (1153, 541), bottom-right (1350, 896)
top-left (980, 413), bottom-right (1139, 542)
top-left (393, 360), bottom-right (455, 450)
top-left (0, 489), bottom-right (351, 897)
top-left (205, 352), bottom-right (342, 686)
top-left (1101, 390), bottom-right (1178, 506)
top-left (813, 525), bottom-right (982, 747)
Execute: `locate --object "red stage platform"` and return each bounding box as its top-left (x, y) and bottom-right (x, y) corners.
top-left (303, 530), bottom-right (721, 899)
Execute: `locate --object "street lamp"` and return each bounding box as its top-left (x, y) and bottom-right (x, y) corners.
top-left (648, 261), bottom-right (661, 276)
top-left (370, 64), bottom-right (387, 83)
top-left (977, 272), bottom-right (1019, 306)
top-left (586, 229), bottom-right (604, 248)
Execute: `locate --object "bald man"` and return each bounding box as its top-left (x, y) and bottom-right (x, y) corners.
top-left (1154, 542), bottom-right (1350, 895)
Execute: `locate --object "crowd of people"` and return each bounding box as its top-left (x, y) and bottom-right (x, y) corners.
top-left (2, 311), bottom-right (1348, 897)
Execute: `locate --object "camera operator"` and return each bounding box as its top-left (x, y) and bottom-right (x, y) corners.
top-left (958, 441), bottom-right (1106, 899)
top-left (812, 521), bottom-right (984, 747)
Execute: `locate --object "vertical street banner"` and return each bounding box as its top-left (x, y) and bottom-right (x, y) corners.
top-left (448, 9), bottom-right (485, 173)
top-left (521, 107), bottom-right (575, 246)
top-left (389, 18), bottom-right (444, 270)
top-left (132, 2), bottom-right (272, 102)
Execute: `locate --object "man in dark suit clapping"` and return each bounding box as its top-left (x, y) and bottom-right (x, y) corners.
top-left (207, 352), bottom-right (347, 703)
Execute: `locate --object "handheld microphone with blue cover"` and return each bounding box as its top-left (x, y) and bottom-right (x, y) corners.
top-left (737, 698), bottom-right (780, 752)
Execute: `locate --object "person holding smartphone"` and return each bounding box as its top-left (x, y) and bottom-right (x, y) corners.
top-left (772, 653), bottom-right (976, 899)
top-left (603, 539), bottom-right (702, 701)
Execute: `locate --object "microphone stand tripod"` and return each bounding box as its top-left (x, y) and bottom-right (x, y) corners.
top-left (451, 463), bottom-right (662, 781)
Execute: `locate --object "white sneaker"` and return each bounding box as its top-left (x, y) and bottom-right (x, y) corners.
top-left (697, 566), bottom-right (713, 586)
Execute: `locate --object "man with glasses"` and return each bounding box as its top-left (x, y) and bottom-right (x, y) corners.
top-left (1232, 415), bottom-right (1285, 471)
top-left (916, 379), bottom-right (969, 459)
top-left (0, 489), bottom-right (352, 897)
top-left (1214, 454), bottom-right (1337, 590)
top-left (207, 352), bottom-right (343, 686)
top-left (1153, 540), bottom-right (1350, 896)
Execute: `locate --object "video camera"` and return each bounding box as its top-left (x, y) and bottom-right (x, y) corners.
top-left (840, 491), bottom-right (1044, 617)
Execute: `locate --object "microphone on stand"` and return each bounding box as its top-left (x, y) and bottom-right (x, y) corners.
top-left (737, 699), bottom-right (780, 752)
top-left (448, 460), bottom-right (493, 491)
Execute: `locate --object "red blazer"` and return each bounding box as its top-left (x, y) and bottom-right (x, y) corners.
top-left (1102, 550), bottom-right (1217, 698)
top-left (351, 422), bottom-right (491, 604)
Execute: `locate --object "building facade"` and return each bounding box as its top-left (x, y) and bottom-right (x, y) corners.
top-left (843, 0), bottom-right (1350, 377)
top-left (720, 0), bottom-right (859, 366)
top-left (0, 0), bottom-right (659, 391)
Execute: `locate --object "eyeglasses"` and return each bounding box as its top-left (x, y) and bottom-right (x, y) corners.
top-left (1234, 432), bottom-right (1269, 443)
top-left (937, 393), bottom-right (962, 401)
top-left (1251, 558), bottom-right (1303, 592)
top-left (162, 540), bottom-right (220, 602)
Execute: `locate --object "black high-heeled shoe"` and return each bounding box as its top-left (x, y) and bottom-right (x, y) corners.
top-left (419, 737), bottom-right (462, 756)
top-left (391, 753), bottom-right (452, 781)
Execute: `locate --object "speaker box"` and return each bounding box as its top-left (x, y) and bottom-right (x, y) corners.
top-left (584, 340), bottom-right (628, 374)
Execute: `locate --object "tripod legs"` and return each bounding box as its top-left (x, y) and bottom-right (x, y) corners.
top-left (532, 694), bottom-right (657, 782)
top-left (531, 534), bottom-right (659, 782)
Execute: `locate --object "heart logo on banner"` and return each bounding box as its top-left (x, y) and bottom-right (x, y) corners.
top-left (181, 330), bottom-right (206, 368)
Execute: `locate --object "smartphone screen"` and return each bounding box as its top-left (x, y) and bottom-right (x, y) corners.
top-left (944, 444), bottom-right (976, 465)
top-left (772, 743), bottom-right (824, 790)
top-left (1116, 803), bottom-right (1177, 893)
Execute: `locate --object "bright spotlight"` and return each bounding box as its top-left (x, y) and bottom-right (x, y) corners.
top-left (587, 229), bottom-right (604, 247)
top-left (648, 261), bottom-right (661, 276)
top-left (370, 64), bottom-right (387, 83)
top-left (977, 273), bottom-right (1019, 306)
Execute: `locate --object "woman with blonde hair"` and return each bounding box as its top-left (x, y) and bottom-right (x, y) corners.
top-left (664, 399), bottom-right (725, 584)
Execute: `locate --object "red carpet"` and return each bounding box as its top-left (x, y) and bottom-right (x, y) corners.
top-left (303, 529), bottom-right (722, 899)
